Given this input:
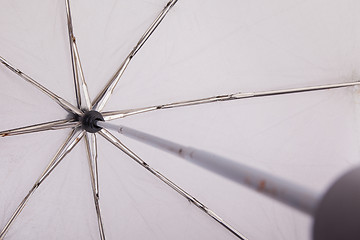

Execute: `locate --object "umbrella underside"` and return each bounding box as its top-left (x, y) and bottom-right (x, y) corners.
top-left (1, 0), bottom-right (359, 239)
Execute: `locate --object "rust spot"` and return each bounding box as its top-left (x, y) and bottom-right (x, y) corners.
top-left (258, 180), bottom-right (266, 191)
top-left (1, 133), bottom-right (8, 137)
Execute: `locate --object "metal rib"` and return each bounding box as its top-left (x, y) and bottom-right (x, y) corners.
top-left (91, 133), bottom-right (100, 197)
top-left (84, 133), bottom-right (99, 197)
top-left (92, 0), bottom-right (178, 112)
top-left (102, 81), bottom-right (360, 121)
top-left (0, 129), bottom-right (84, 240)
top-left (98, 129), bottom-right (247, 240)
top-left (65, 0), bottom-right (81, 109)
top-left (73, 42), bottom-right (92, 110)
top-left (85, 133), bottom-right (105, 240)
top-left (0, 119), bottom-right (77, 137)
top-left (0, 56), bottom-right (83, 116)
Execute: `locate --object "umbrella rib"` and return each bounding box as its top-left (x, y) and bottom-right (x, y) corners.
top-left (91, 133), bottom-right (100, 197)
top-left (0, 128), bottom-right (84, 240)
top-left (102, 81), bottom-right (360, 121)
top-left (85, 133), bottom-right (105, 240)
top-left (65, 0), bottom-right (81, 109)
top-left (73, 43), bottom-right (92, 110)
top-left (91, 0), bottom-right (178, 112)
top-left (0, 56), bottom-right (83, 116)
top-left (0, 56), bottom-right (82, 116)
top-left (0, 119), bottom-right (78, 137)
top-left (65, 0), bottom-right (92, 110)
top-left (98, 128), bottom-right (248, 240)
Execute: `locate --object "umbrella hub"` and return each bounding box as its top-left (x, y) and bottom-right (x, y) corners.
top-left (80, 110), bottom-right (104, 133)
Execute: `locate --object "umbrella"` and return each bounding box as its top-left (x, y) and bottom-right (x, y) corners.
top-left (1, 0), bottom-right (360, 239)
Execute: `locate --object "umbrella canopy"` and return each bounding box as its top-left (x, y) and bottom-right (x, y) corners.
top-left (1, 0), bottom-right (360, 239)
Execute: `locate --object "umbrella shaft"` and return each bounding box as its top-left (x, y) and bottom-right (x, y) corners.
top-left (98, 121), bottom-right (320, 216)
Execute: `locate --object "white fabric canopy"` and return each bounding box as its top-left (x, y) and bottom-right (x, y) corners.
top-left (1, 0), bottom-right (360, 239)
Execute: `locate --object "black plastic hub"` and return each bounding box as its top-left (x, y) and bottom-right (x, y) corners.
top-left (81, 110), bottom-right (104, 133)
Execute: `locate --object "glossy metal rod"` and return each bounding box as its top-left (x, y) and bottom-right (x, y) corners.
top-left (65, 0), bottom-right (81, 109)
top-left (102, 81), bottom-right (360, 121)
top-left (0, 119), bottom-right (77, 137)
top-left (85, 133), bottom-right (99, 197)
top-left (85, 133), bottom-right (105, 240)
top-left (98, 128), bottom-right (248, 240)
top-left (73, 43), bottom-right (92, 110)
top-left (65, 0), bottom-right (92, 110)
top-left (90, 133), bottom-right (99, 197)
top-left (92, 0), bottom-right (178, 112)
top-left (0, 56), bottom-right (83, 116)
top-left (38, 130), bottom-right (84, 184)
top-left (83, 134), bottom-right (100, 197)
top-left (0, 129), bottom-right (84, 240)
top-left (99, 122), bottom-right (319, 215)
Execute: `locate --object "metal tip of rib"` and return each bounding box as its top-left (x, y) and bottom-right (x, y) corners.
top-left (0, 56), bottom-right (16, 72)
top-left (0, 56), bottom-right (7, 64)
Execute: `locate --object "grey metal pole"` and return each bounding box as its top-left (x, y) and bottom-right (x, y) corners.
top-left (97, 121), bottom-right (320, 216)
top-left (97, 122), bottom-right (360, 239)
